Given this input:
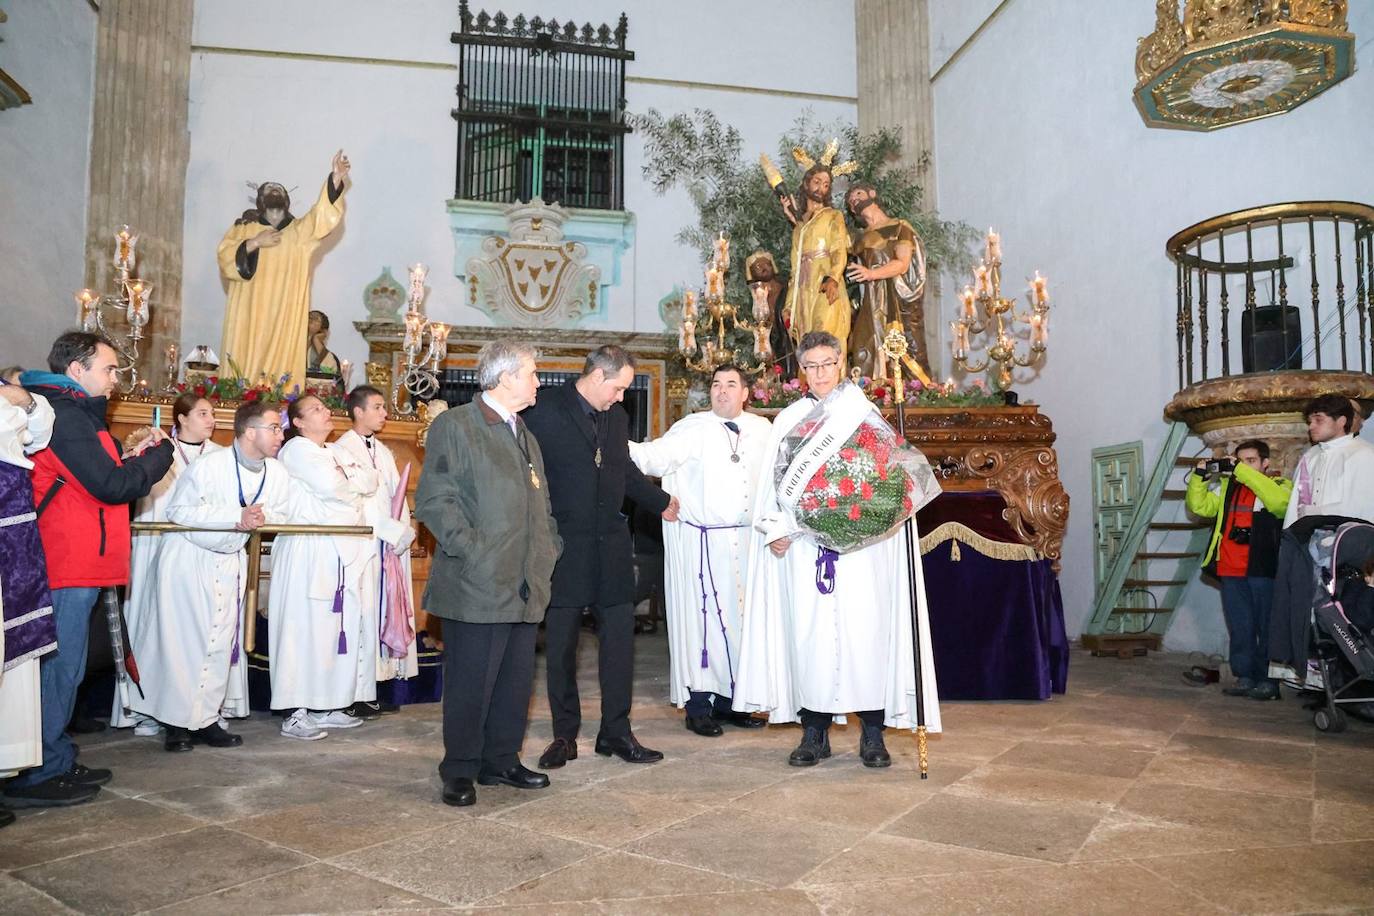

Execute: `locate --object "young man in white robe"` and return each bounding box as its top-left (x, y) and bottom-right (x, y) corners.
top-left (128, 401), bottom-right (290, 751)
top-left (628, 364), bottom-right (771, 736)
top-left (270, 394), bottom-right (379, 739)
top-left (735, 331), bottom-right (942, 768)
top-left (331, 385), bottom-right (417, 716)
top-left (115, 394), bottom-right (223, 736)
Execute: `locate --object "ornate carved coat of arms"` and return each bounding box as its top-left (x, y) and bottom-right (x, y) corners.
top-left (466, 198), bottom-right (601, 327)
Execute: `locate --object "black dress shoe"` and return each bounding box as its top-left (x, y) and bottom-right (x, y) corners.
top-left (164, 726), bottom-right (194, 753)
top-left (0, 804), bottom-right (14, 828)
top-left (477, 764), bottom-right (550, 789)
top-left (538, 737), bottom-right (577, 769)
top-left (685, 715), bottom-right (723, 737)
top-left (1, 776), bottom-right (100, 808)
top-left (192, 723), bottom-right (243, 748)
top-left (717, 711), bottom-right (766, 729)
top-left (595, 732), bottom-right (664, 764)
top-left (442, 777), bottom-right (476, 807)
top-left (1248, 681), bottom-right (1282, 701)
top-left (788, 725), bottom-right (831, 767)
top-left (859, 724), bottom-right (891, 768)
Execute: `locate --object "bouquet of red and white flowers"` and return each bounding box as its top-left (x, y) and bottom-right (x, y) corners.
top-left (774, 384), bottom-right (941, 552)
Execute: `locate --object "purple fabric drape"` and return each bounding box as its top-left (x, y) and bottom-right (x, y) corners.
top-left (917, 492), bottom-right (1069, 701)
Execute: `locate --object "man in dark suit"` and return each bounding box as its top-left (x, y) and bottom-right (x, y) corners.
top-left (414, 340), bottom-right (562, 807)
top-left (523, 345), bottom-right (678, 767)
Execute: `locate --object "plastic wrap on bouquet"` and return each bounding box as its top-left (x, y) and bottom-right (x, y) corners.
top-left (774, 384), bottom-right (942, 552)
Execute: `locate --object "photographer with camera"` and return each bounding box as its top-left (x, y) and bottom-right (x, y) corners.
top-left (1186, 440), bottom-right (1293, 697)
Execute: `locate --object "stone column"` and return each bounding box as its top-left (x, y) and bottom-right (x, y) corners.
top-left (84, 0), bottom-right (193, 391)
top-left (854, 0), bottom-right (936, 185)
top-left (853, 0), bottom-right (941, 370)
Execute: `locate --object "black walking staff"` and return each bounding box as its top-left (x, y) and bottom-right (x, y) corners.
top-left (881, 322), bottom-right (931, 778)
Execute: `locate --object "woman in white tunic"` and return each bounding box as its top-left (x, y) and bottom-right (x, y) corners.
top-left (270, 395), bottom-right (379, 739)
top-left (128, 402), bottom-right (292, 750)
top-left (628, 365), bottom-right (771, 734)
top-left (115, 394), bottom-right (222, 732)
top-left (735, 332), bottom-right (941, 768)
top-left (332, 385), bottom-right (417, 697)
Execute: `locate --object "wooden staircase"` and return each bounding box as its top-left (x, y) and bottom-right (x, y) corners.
top-left (1084, 423), bottom-right (1212, 656)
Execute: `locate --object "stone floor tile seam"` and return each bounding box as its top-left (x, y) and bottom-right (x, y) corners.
top-left (1125, 775), bottom-right (1323, 807)
top-left (487, 794), bottom-right (714, 851)
top-left (778, 790), bottom-right (941, 889)
top-left (5, 820), bottom-right (211, 878)
top-left (312, 812), bottom-right (491, 866)
top-left (1126, 854), bottom-right (1275, 914)
top-left (0, 875), bottom-right (82, 914)
top-left (133, 861), bottom-right (454, 915)
top-left (794, 850), bottom-right (1065, 888)
top-left (466, 848), bottom-right (772, 908)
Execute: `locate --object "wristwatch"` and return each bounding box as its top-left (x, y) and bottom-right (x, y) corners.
top-left (22, 395), bottom-right (36, 415)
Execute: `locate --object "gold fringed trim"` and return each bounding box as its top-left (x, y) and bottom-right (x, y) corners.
top-left (918, 521), bottom-right (1040, 563)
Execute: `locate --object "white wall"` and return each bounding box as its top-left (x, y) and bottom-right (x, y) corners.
top-left (0, 1), bottom-right (98, 370)
top-left (929, 0), bottom-right (1374, 649)
top-left (181, 0), bottom-right (857, 374)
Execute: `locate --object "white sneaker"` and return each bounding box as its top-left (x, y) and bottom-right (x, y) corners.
top-left (281, 709), bottom-right (327, 740)
top-left (133, 719), bottom-right (162, 737)
top-left (308, 710), bottom-right (363, 730)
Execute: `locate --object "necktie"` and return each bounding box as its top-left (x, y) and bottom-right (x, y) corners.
top-left (724, 421), bottom-right (740, 434)
top-left (507, 416), bottom-right (518, 437)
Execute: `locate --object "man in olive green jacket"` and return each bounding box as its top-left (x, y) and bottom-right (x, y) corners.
top-left (414, 340), bottom-right (562, 807)
top-left (1185, 439), bottom-right (1292, 695)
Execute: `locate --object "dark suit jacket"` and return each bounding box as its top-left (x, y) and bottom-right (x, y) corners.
top-left (522, 378), bottom-right (669, 607)
top-left (414, 398), bottom-right (562, 623)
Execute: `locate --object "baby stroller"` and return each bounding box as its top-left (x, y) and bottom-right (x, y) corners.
top-left (1305, 521), bottom-right (1374, 732)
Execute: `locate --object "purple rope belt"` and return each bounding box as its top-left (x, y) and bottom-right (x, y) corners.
top-left (815, 547), bottom-right (839, 595)
top-left (686, 520), bottom-right (746, 690)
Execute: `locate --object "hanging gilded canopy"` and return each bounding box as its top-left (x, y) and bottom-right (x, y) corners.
top-left (1134, 0), bottom-right (1354, 130)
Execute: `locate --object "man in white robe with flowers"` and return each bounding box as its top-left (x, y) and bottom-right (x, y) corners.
top-left (332, 385), bottom-right (418, 713)
top-left (736, 330), bottom-right (942, 768)
top-left (628, 364), bottom-right (771, 736)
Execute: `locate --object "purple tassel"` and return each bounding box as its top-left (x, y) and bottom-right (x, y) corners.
top-left (701, 648), bottom-right (709, 669)
top-left (337, 628), bottom-right (348, 656)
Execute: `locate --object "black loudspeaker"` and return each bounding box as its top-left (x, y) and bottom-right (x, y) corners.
top-left (1241, 304), bottom-right (1302, 372)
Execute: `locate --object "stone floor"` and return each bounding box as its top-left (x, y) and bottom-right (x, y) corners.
top-left (3, 634), bottom-right (1374, 915)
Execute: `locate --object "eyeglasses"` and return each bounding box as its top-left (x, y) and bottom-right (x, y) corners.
top-left (249, 424), bottom-right (283, 433)
top-left (801, 359), bottom-right (839, 372)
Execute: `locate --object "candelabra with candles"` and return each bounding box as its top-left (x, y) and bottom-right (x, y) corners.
top-left (392, 263), bottom-right (450, 416)
top-left (677, 233), bottom-right (773, 376)
top-left (950, 229), bottom-right (1051, 389)
top-left (74, 226), bottom-right (153, 395)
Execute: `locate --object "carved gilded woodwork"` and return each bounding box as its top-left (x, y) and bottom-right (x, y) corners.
top-left (896, 406), bottom-right (1069, 572)
top-left (1134, 0), bottom-right (1353, 130)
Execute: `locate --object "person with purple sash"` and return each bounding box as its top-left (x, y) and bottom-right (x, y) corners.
top-left (0, 380), bottom-right (59, 825)
top-left (628, 364), bottom-right (771, 736)
top-left (128, 401), bottom-right (291, 751)
top-left (736, 331), bottom-right (942, 768)
top-left (270, 395), bottom-right (378, 739)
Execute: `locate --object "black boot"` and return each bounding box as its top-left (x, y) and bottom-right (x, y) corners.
top-left (788, 725), bottom-right (831, 767)
top-left (859, 723), bottom-right (891, 768)
top-left (164, 726), bottom-right (194, 753)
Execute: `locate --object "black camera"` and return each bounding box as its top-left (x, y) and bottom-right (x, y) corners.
top-left (1227, 525), bottom-right (1251, 545)
top-left (1206, 457), bottom-right (1236, 476)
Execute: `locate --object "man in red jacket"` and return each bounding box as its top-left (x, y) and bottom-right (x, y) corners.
top-left (2, 332), bottom-right (172, 808)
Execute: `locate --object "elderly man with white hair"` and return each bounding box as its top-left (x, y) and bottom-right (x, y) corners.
top-left (413, 340), bottom-right (562, 807)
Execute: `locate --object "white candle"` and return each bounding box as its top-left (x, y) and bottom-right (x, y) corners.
top-left (974, 263), bottom-right (991, 296)
top-left (1031, 270), bottom-right (1049, 304)
top-left (985, 228), bottom-right (1001, 264)
top-left (960, 285), bottom-right (976, 319)
top-left (713, 232), bottom-right (729, 269)
top-left (682, 288), bottom-right (698, 319)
